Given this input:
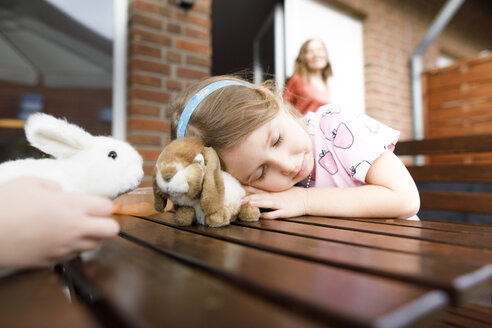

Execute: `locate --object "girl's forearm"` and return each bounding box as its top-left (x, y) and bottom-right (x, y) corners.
top-left (305, 185), bottom-right (420, 219)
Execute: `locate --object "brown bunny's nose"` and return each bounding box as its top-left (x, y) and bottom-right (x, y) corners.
top-left (161, 166), bottom-right (178, 182)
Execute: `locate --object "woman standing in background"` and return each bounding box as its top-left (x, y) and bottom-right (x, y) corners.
top-left (283, 39), bottom-right (333, 116)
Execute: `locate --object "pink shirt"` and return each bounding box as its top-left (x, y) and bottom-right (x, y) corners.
top-left (298, 104), bottom-right (419, 220)
top-left (300, 104), bottom-right (399, 188)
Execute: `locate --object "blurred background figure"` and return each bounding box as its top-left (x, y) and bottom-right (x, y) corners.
top-left (283, 39), bottom-right (333, 116)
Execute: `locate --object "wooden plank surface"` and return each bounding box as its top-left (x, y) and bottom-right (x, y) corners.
top-left (341, 218), bottom-right (492, 236)
top-left (0, 269), bottom-right (101, 328)
top-left (113, 214), bottom-right (447, 328)
top-left (283, 216), bottom-right (492, 250)
top-left (146, 213), bottom-right (491, 303)
top-left (426, 56), bottom-right (492, 91)
top-left (446, 304), bottom-right (492, 325)
top-left (68, 236), bottom-right (324, 328)
top-left (407, 164), bottom-right (492, 183)
top-left (394, 134), bottom-right (492, 156)
top-left (234, 219), bottom-right (492, 264)
top-left (419, 191), bottom-right (492, 214)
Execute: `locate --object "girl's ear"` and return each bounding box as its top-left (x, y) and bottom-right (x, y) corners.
top-left (200, 147), bottom-right (225, 214)
top-left (24, 113), bottom-right (92, 158)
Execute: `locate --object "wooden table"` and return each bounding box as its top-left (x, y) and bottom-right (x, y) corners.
top-left (2, 213), bottom-right (492, 328)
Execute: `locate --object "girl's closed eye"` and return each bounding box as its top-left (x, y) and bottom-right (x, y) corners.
top-left (257, 165), bottom-right (266, 181)
top-left (274, 134), bottom-right (283, 147)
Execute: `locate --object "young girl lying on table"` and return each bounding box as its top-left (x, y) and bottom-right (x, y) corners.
top-left (168, 75), bottom-right (420, 221)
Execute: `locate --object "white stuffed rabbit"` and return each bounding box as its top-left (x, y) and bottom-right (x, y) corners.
top-left (0, 113), bottom-right (144, 199)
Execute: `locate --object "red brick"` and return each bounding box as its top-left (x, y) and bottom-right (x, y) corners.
top-left (177, 67), bottom-right (209, 80)
top-left (192, 3), bottom-right (211, 15)
top-left (130, 28), bottom-right (171, 46)
top-left (139, 179), bottom-right (153, 188)
top-left (143, 164), bottom-right (155, 176)
top-left (128, 118), bottom-right (170, 132)
top-left (166, 50), bottom-right (182, 63)
top-left (176, 11), bottom-right (211, 29)
top-left (176, 39), bottom-right (211, 56)
top-left (132, 13), bottom-right (162, 29)
top-left (130, 88), bottom-right (171, 103)
top-left (166, 79), bottom-right (183, 91)
top-left (128, 133), bottom-right (162, 146)
top-left (136, 148), bottom-right (162, 161)
top-left (131, 44), bottom-right (162, 58)
top-left (186, 55), bottom-right (211, 68)
top-left (132, 1), bottom-right (161, 14)
top-left (128, 103), bottom-right (160, 116)
top-left (159, 6), bottom-right (173, 18)
top-left (131, 58), bottom-right (170, 75)
top-left (185, 27), bottom-right (210, 41)
top-left (130, 73), bottom-right (162, 87)
top-left (167, 22), bottom-right (182, 34)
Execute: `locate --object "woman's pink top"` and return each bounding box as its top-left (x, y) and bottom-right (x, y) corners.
top-left (283, 74), bottom-right (331, 116)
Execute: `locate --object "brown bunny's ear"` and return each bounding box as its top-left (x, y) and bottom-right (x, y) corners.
top-left (201, 147), bottom-right (225, 215)
top-left (153, 166), bottom-right (167, 212)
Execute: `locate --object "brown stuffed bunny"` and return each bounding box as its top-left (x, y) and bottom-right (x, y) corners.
top-left (153, 138), bottom-right (260, 227)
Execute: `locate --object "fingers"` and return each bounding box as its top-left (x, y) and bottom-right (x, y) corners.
top-left (83, 218), bottom-right (120, 239)
top-left (76, 239), bottom-right (103, 252)
top-left (260, 210), bottom-right (283, 220)
top-left (34, 177), bottom-right (63, 191)
top-left (242, 185), bottom-right (266, 195)
top-left (242, 195), bottom-right (278, 209)
top-left (13, 176), bottom-right (63, 191)
top-left (71, 194), bottom-right (114, 217)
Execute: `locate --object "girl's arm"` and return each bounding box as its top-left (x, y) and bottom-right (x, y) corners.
top-left (242, 150), bottom-right (420, 219)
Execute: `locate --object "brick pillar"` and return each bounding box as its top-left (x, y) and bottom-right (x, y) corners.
top-left (127, 0), bottom-right (212, 187)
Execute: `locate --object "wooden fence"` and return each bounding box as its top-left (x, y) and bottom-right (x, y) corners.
top-left (423, 53), bottom-right (492, 164)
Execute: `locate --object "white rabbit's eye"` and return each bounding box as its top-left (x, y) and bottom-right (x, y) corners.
top-left (108, 151), bottom-right (117, 159)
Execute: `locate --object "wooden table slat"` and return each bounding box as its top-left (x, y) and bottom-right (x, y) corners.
top-left (342, 218), bottom-right (492, 236)
top-left (447, 304), bottom-right (492, 325)
top-left (284, 216), bottom-right (492, 250)
top-left (71, 237), bottom-right (325, 328)
top-left (118, 215), bottom-right (447, 328)
top-left (0, 269), bottom-right (101, 328)
top-left (147, 214), bottom-right (492, 302)
top-left (234, 219), bottom-right (492, 264)
top-left (438, 312), bottom-right (492, 328)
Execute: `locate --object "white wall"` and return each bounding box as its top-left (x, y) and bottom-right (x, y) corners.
top-left (284, 0), bottom-right (365, 114)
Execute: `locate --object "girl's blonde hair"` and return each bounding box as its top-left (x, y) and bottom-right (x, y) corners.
top-left (169, 75), bottom-right (299, 151)
top-left (294, 39), bottom-right (333, 83)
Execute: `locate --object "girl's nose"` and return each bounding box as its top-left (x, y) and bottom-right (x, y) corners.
top-left (272, 154), bottom-right (295, 176)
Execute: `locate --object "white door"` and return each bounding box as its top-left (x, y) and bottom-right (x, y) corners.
top-left (284, 0), bottom-right (365, 114)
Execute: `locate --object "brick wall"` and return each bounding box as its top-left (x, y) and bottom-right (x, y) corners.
top-left (127, 0), bottom-right (212, 186)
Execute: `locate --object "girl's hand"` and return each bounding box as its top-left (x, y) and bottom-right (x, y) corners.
top-left (241, 186), bottom-right (309, 219)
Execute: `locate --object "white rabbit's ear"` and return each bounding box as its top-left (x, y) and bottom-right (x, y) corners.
top-left (24, 113), bottom-right (93, 158)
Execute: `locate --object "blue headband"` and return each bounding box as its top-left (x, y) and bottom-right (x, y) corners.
top-left (176, 80), bottom-right (252, 138)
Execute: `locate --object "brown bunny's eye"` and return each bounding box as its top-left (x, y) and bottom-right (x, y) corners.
top-left (108, 151), bottom-right (117, 159)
